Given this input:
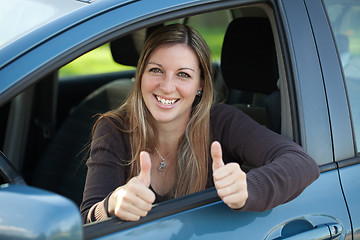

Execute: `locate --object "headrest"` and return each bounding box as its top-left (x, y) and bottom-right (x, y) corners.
top-left (110, 25), bottom-right (163, 67)
top-left (221, 18), bottom-right (278, 94)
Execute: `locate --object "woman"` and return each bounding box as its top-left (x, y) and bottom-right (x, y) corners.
top-left (80, 24), bottom-right (319, 223)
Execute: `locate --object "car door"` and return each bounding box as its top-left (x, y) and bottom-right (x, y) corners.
top-left (307, 0), bottom-right (360, 238)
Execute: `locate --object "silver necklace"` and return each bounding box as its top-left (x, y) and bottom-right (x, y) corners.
top-left (155, 147), bottom-right (173, 175)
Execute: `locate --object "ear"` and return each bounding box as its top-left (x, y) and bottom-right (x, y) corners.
top-left (196, 79), bottom-right (204, 96)
top-left (198, 78), bottom-right (205, 92)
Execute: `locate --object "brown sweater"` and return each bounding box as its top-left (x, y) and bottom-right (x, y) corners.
top-left (80, 103), bottom-right (320, 223)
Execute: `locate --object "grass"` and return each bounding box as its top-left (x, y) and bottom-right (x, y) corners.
top-left (59, 44), bottom-right (135, 78)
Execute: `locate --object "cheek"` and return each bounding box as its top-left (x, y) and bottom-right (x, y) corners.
top-left (141, 76), bottom-right (154, 94)
top-left (178, 82), bottom-right (199, 98)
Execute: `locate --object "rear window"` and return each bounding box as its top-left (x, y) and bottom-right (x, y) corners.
top-left (324, 0), bottom-right (360, 153)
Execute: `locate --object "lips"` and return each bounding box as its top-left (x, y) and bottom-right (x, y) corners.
top-left (155, 95), bottom-right (179, 106)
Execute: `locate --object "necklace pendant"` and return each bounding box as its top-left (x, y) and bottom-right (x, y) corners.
top-left (159, 161), bottom-right (166, 175)
top-left (155, 147), bottom-right (171, 175)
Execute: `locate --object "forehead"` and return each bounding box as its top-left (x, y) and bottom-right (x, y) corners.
top-left (148, 43), bottom-right (199, 67)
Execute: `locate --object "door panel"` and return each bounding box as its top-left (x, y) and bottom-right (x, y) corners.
top-left (86, 170), bottom-right (351, 240)
top-left (338, 162), bottom-right (360, 239)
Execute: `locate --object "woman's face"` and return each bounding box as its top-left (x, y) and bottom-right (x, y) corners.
top-left (141, 43), bottom-right (203, 127)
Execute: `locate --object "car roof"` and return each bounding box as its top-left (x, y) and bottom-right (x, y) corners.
top-left (0, 0), bottom-right (88, 49)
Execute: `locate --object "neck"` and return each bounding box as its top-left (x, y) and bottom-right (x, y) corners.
top-left (155, 125), bottom-right (184, 155)
top-left (152, 114), bottom-right (189, 154)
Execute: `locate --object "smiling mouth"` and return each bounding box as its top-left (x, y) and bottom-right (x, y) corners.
top-left (155, 95), bottom-right (179, 105)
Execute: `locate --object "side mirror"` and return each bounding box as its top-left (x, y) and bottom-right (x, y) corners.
top-left (0, 184), bottom-right (83, 239)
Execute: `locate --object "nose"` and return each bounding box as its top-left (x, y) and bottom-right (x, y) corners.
top-left (159, 74), bottom-right (176, 93)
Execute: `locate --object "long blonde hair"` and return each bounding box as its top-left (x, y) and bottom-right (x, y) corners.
top-left (94, 24), bottom-right (213, 198)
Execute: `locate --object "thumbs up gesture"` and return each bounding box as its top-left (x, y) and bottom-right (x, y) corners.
top-left (108, 151), bottom-right (155, 221)
top-left (138, 151), bottom-right (152, 187)
top-left (211, 141), bottom-right (248, 209)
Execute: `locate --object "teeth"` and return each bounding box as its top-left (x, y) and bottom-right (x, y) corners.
top-left (156, 96), bottom-right (177, 105)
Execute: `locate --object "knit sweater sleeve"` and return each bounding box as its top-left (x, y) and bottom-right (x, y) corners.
top-left (210, 104), bottom-right (320, 211)
top-left (80, 118), bottom-right (130, 223)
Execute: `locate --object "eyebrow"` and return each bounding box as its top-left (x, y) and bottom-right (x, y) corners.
top-left (148, 62), bottom-right (195, 72)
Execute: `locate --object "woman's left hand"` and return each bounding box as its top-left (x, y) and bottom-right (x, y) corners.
top-left (211, 141), bottom-right (248, 209)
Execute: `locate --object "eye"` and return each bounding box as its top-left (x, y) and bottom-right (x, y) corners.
top-left (149, 68), bottom-right (162, 74)
top-left (178, 72), bottom-right (191, 79)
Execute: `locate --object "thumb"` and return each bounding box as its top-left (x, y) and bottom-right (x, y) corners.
top-left (138, 151), bottom-right (151, 187)
top-left (211, 141), bottom-right (224, 171)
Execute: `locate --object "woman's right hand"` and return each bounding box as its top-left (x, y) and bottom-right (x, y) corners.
top-left (108, 151), bottom-right (155, 221)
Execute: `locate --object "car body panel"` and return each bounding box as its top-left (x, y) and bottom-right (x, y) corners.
top-left (86, 170), bottom-right (351, 239)
top-left (338, 162), bottom-right (360, 238)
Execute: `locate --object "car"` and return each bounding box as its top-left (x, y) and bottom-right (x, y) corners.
top-left (0, 0), bottom-right (359, 239)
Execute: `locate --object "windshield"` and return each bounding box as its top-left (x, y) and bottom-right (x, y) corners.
top-left (0, 0), bottom-right (86, 49)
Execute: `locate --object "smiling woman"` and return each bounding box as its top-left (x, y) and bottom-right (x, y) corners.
top-left (81, 24), bottom-right (214, 223)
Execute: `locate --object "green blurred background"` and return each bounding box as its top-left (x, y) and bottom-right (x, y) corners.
top-left (59, 10), bottom-right (229, 78)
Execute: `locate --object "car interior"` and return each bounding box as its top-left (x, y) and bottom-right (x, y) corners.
top-left (0, 4), bottom-right (292, 210)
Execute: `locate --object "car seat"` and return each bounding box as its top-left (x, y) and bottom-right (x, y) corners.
top-left (220, 17), bottom-right (281, 133)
